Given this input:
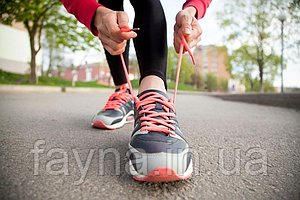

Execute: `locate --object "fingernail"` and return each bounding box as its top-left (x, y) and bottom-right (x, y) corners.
top-left (185, 28), bottom-right (191, 34)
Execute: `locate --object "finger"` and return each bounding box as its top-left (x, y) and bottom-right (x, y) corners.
top-left (180, 14), bottom-right (193, 36)
top-left (187, 35), bottom-right (202, 49)
top-left (174, 24), bottom-right (179, 32)
top-left (117, 11), bottom-right (129, 28)
top-left (188, 19), bottom-right (202, 41)
top-left (100, 35), bottom-right (127, 52)
top-left (103, 41), bottom-right (127, 55)
top-left (117, 11), bottom-right (138, 40)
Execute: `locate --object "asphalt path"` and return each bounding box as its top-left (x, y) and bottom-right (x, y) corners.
top-left (0, 91), bottom-right (299, 199)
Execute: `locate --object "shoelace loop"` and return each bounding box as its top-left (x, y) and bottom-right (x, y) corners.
top-left (136, 92), bottom-right (177, 135)
top-left (119, 31), bottom-right (195, 135)
top-left (103, 84), bottom-right (132, 110)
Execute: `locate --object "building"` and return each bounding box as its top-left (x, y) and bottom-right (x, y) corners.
top-left (191, 45), bottom-right (230, 82)
top-left (0, 22), bottom-right (42, 75)
top-left (50, 62), bottom-right (112, 85)
top-left (228, 78), bottom-right (245, 93)
top-left (50, 61), bottom-right (139, 86)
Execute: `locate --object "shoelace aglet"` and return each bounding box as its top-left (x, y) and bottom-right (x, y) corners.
top-left (120, 28), bottom-right (140, 32)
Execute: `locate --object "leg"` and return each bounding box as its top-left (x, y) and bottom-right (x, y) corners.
top-left (98, 0), bottom-right (130, 89)
top-left (129, 0), bottom-right (168, 94)
top-left (92, 0), bottom-right (134, 129)
top-left (127, 0), bottom-right (192, 182)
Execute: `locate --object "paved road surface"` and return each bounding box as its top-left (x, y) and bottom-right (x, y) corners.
top-left (0, 91), bottom-right (299, 199)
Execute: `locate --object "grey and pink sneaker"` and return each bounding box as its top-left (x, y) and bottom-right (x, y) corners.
top-left (91, 84), bottom-right (134, 129)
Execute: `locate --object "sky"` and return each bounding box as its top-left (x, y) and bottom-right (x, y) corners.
top-left (69, 0), bottom-right (299, 88)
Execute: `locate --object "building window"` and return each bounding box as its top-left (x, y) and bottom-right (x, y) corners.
top-left (211, 68), bottom-right (218, 72)
top-left (212, 51), bottom-right (218, 56)
top-left (211, 63), bottom-right (218, 67)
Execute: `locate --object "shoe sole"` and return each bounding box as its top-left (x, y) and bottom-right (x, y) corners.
top-left (132, 167), bottom-right (192, 182)
top-left (128, 144), bottom-right (193, 182)
top-left (92, 110), bottom-right (134, 130)
top-left (129, 159), bottom-right (193, 182)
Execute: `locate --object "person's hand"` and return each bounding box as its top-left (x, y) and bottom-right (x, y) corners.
top-left (92, 7), bottom-right (137, 55)
top-left (174, 7), bottom-right (202, 53)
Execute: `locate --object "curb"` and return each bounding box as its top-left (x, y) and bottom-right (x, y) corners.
top-left (213, 93), bottom-right (300, 109)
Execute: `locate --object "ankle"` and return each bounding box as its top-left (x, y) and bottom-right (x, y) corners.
top-left (115, 83), bottom-right (129, 90)
top-left (138, 75), bottom-right (166, 95)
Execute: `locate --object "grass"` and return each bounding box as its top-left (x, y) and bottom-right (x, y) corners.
top-left (0, 70), bottom-right (200, 92)
top-left (167, 81), bottom-right (199, 92)
top-left (0, 70), bottom-right (108, 88)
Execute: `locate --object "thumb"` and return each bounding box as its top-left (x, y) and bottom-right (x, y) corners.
top-left (181, 15), bottom-right (193, 36)
top-left (117, 11), bottom-right (129, 29)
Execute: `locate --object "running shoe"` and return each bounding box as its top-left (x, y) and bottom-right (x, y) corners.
top-left (91, 84), bottom-right (134, 129)
top-left (127, 89), bottom-right (193, 182)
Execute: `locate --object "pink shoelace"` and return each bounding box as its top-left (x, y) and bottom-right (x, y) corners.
top-left (103, 84), bottom-right (132, 110)
top-left (120, 32), bottom-right (195, 134)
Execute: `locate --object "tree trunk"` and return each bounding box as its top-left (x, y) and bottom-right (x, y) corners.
top-left (258, 62), bottom-right (264, 93)
top-left (29, 50), bottom-right (38, 84)
top-left (29, 32), bottom-right (38, 84)
top-left (47, 49), bottom-right (53, 77)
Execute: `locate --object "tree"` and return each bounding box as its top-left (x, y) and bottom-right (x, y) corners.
top-left (205, 73), bottom-right (218, 92)
top-left (230, 45), bottom-right (281, 91)
top-left (0, 0), bottom-right (62, 84)
top-left (220, 78), bottom-right (228, 92)
top-left (191, 73), bottom-right (204, 90)
top-left (0, 1), bottom-right (101, 84)
top-left (216, 0), bottom-right (296, 92)
top-left (43, 6), bottom-right (100, 77)
top-left (167, 47), bottom-right (178, 81)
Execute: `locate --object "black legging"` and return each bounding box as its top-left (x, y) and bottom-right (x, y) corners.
top-left (98, 0), bottom-right (168, 89)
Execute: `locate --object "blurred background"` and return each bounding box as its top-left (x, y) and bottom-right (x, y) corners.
top-left (0, 0), bottom-right (299, 93)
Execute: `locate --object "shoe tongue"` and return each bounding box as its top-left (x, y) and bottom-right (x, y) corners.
top-left (137, 90), bottom-right (175, 135)
top-left (137, 89), bottom-right (169, 101)
top-left (115, 88), bottom-right (130, 94)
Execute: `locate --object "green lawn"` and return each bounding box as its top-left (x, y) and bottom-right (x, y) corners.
top-left (0, 70), bottom-right (200, 92)
top-left (0, 70), bottom-right (108, 88)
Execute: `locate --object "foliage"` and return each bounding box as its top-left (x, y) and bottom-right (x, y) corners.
top-left (0, 0), bottom-right (62, 84)
top-left (205, 73), bottom-right (218, 92)
top-left (0, 1), bottom-right (101, 83)
top-left (167, 47), bottom-right (193, 84)
top-left (244, 77), bottom-right (275, 92)
top-left (43, 6), bottom-right (101, 76)
top-left (216, 0), bottom-right (296, 92)
top-left (191, 73), bottom-right (204, 90)
top-left (167, 81), bottom-right (199, 92)
top-left (220, 78), bottom-right (228, 91)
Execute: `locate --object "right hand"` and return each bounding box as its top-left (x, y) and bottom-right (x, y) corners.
top-left (92, 7), bottom-right (137, 55)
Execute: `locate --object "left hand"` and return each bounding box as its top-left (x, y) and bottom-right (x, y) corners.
top-left (174, 7), bottom-right (203, 53)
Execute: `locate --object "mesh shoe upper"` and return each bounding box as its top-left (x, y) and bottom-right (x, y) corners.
top-left (129, 90), bottom-right (191, 167)
top-left (92, 84), bottom-right (134, 128)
